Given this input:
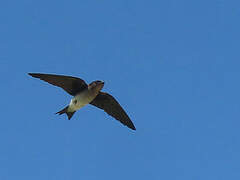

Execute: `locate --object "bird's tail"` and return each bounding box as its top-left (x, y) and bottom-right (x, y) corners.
top-left (56, 106), bottom-right (76, 120)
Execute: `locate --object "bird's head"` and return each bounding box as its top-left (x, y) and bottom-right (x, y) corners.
top-left (89, 80), bottom-right (104, 92)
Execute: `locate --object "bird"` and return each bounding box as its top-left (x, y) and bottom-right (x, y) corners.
top-left (28, 73), bottom-right (136, 130)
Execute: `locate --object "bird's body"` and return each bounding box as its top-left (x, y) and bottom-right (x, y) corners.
top-left (69, 90), bottom-right (93, 111)
top-left (28, 73), bottom-right (136, 130)
top-left (68, 83), bottom-right (103, 112)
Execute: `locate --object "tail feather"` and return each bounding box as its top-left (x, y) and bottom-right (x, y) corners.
top-left (56, 106), bottom-right (76, 120)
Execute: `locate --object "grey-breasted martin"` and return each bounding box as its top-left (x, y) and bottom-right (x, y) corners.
top-left (28, 73), bottom-right (136, 130)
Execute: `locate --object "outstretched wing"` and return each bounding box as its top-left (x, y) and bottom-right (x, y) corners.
top-left (90, 92), bottom-right (136, 130)
top-left (28, 73), bottom-right (88, 96)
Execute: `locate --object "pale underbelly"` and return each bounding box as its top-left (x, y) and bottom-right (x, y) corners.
top-left (68, 91), bottom-right (96, 111)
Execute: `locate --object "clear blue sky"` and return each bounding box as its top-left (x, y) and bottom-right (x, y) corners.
top-left (0, 0), bottom-right (240, 179)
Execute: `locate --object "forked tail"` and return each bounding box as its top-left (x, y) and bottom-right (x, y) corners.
top-left (56, 106), bottom-right (76, 120)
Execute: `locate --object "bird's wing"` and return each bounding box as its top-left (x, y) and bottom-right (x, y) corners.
top-left (90, 92), bottom-right (136, 130)
top-left (28, 73), bottom-right (88, 96)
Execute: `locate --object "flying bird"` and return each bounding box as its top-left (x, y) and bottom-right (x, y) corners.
top-left (28, 73), bottom-right (136, 130)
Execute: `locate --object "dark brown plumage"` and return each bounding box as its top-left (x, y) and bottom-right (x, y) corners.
top-left (90, 92), bottom-right (136, 130)
top-left (28, 73), bottom-right (136, 130)
top-left (55, 106), bottom-right (76, 120)
top-left (28, 73), bottom-right (88, 96)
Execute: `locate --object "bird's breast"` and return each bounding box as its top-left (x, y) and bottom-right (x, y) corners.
top-left (69, 90), bottom-right (97, 111)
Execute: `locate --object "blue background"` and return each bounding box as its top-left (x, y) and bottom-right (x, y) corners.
top-left (0, 0), bottom-right (240, 179)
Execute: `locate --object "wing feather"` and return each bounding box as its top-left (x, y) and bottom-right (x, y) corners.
top-left (28, 73), bottom-right (88, 96)
top-left (90, 92), bottom-right (136, 130)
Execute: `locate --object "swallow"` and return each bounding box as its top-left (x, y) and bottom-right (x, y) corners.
top-left (28, 73), bottom-right (136, 130)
